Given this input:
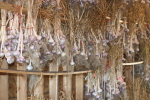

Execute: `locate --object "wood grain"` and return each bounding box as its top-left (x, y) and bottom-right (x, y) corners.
top-left (17, 64), bottom-right (27, 100)
top-left (75, 74), bottom-right (84, 100)
top-left (0, 58), bottom-right (8, 100)
top-left (49, 62), bottom-right (58, 100)
top-left (0, 68), bottom-right (92, 75)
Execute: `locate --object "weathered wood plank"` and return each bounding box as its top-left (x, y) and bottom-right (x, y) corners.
top-left (63, 65), bottom-right (72, 100)
top-left (0, 58), bottom-right (8, 100)
top-left (49, 62), bottom-right (58, 100)
top-left (0, 68), bottom-right (92, 75)
top-left (75, 74), bottom-right (84, 100)
top-left (17, 64), bottom-right (27, 100)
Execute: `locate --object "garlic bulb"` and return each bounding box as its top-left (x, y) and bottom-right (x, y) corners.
top-left (96, 95), bottom-right (101, 99)
top-left (85, 91), bottom-right (91, 96)
top-left (33, 52), bottom-right (41, 57)
top-left (17, 56), bottom-right (25, 63)
top-left (13, 50), bottom-right (20, 56)
top-left (30, 45), bottom-right (34, 50)
top-left (92, 92), bottom-right (97, 96)
top-left (25, 59), bottom-right (30, 63)
top-left (37, 35), bottom-right (42, 40)
top-left (88, 52), bottom-right (91, 56)
top-left (49, 38), bottom-right (54, 43)
top-left (46, 51), bottom-right (51, 55)
top-left (61, 52), bottom-right (66, 57)
top-left (145, 77), bottom-right (149, 81)
top-left (80, 52), bottom-right (85, 56)
top-left (5, 51), bottom-right (13, 58)
top-left (57, 51), bottom-right (62, 55)
top-left (51, 42), bottom-right (55, 46)
top-left (23, 39), bottom-right (28, 44)
top-left (26, 59), bottom-right (33, 70)
top-left (40, 60), bottom-right (44, 64)
top-left (70, 60), bottom-right (75, 65)
top-left (7, 56), bottom-right (14, 64)
top-left (0, 51), bottom-right (5, 57)
top-left (59, 39), bottom-right (65, 45)
top-left (97, 88), bottom-right (102, 93)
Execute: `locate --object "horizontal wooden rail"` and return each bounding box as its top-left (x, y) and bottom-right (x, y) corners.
top-left (0, 69), bottom-right (92, 75)
top-left (122, 61), bottom-right (143, 66)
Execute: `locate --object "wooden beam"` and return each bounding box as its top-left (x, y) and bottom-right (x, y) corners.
top-left (49, 62), bottom-right (59, 100)
top-left (75, 74), bottom-right (84, 100)
top-left (17, 64), bottom-right (27, 100)
top-left (34, 76), bottom-right (44, 99)
top-left (63, 65), bottom-right (72, 100)
top-left (0, 58), bottom-right (8, 100)
top-left (0, 69), bottom-right (92, 75)
top-left (122, 61), bottom-right (143, 66)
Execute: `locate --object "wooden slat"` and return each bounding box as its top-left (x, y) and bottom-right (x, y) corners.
top-left (75, 74), bottom-right (84, 100)
top-left (0, 69), bottom-right (92, 75)
top-left (0, 58), bottom-right (8, 100)
top-left (63, 65), bottom-right (72, 100)
top-left (122, 61), bottom-right (143, 65)
top-left (34, 76), bottom-right (44, 99)
top-left (49, 62), bottom-right (58, 100)
top-left (17, 64), bottom-right (27, 100)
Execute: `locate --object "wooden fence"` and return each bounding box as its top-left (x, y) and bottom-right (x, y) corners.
top-left (0, 58), bottom-right (92, 100)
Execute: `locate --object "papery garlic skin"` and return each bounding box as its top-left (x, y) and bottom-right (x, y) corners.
top-left (61, 52), bottom-right (66, 57)
top-left (0, 52), bottom-right (5, 57)
top-left (70, 61), bottom-right (75, 65)
top-left (26, 64), bottom-right (33, 70)
top-left (7, 56), bottom-right (15, 64)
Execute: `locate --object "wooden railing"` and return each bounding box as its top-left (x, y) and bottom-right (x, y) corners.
top-left (0, 59), bottom-right (92, 100)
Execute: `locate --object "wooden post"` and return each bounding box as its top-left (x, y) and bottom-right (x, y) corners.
top-left (17, 64), bottom-right (27, 100)
top-left (75, 74), bottom-right (84, 100)
top-left (0, 58), bottom-right (8, 100)
top-left (63, 65), bottom-right (72, 100)
top-left (49, 62), bottom-right (58, 100)
top-left (34, 75), bottom-right (44, 99)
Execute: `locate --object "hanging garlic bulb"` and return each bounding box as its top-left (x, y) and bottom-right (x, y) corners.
top-left (7, 56), bottom-right (14, 64)
top-left (13, 50), bottom-right (20, 56)
top-left (49, 37), bottom-right (54, 43)
top-left (5, 51), bottom-right (13, 58)
top-left (70, 57), bottom-right (75, 65)
top-left (26, 58), bottom-right (33, 70)
top-left (92, 92), bottom-right (97, 96)
top-left (61, 52), bottom-right (66, 57)
top-left (17, 56), bottom-right (25, 63)
top-left (97, 88), bottom-right (102, 93)
top-left (0, 51), bottom-right (4, 57)
top-left (30, 45), bottom-right (34, 50)
top-left (48, 30), bottom-right (54, 43)
top-left (59, 38), bottom-right (65, 45)
top-left (36, 35), bottom-right (42, 40)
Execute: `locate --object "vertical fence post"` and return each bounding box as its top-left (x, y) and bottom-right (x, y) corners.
top-left (17, 64), bottom-right (27, 100)
top-left (49, 62), bottom-right (58, 100)
top-left (34, 75), bottom-right (44, 99)
top-left (0, 58), bottom-right (8, 100)
top-left (75, 73), bottom-right (84, 100)
top-left (63, 65), bottom-right (72, 100)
